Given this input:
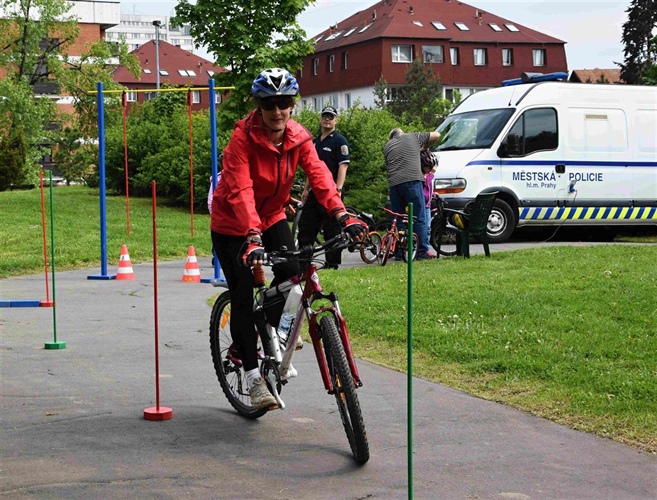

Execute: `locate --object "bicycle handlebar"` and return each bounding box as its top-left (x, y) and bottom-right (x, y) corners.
top-left (265, 235), bottom-right (348, 265)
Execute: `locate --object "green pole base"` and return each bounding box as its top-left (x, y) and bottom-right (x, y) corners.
top-left (44, 341), bottom-right (66, 350)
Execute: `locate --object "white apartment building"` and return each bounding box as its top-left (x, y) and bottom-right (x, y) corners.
top-left (105, 14), bottom-right (195, 53)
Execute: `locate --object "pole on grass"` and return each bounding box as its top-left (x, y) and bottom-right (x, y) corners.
top-left (88, 81), bottom-right (116, 280)
top-left (188, 90), bottom-right (195, 238)
top-left (144, 181), bottom-right (173, 421)
top-left (122, 91), bottom-right (131, 236)
top-left (39, 170), bottom-right (53, 307)
top-left (44, 171), bottom-right (65, 350)
top-left (407, 203), bottom-right (413, 499)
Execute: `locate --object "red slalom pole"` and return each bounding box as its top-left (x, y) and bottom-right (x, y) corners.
top-left (39, 170), bottom-right (53, 307)
top-left (188, 90), bottom-right (195, 237)
top-left (122, 91), bottom-right (131, 236)
top-left (144, 180), bottom-right (172, 421)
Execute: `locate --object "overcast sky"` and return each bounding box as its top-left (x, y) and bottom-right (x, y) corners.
top-left (121, 0), bottom-right (629, 70)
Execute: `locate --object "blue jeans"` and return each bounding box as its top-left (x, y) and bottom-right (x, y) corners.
top-left (389, 180), bottom-right (431, 256)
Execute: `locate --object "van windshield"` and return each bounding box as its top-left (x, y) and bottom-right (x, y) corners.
top-left (434, 108), bottom-right (515, 151)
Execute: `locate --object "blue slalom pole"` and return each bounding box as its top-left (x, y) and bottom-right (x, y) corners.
top-left (88, 81), bottom-right (116, 280)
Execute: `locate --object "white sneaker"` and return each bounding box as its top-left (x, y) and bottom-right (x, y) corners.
top-left (249, 377), bottom-right (277, 409)
top-left (295, 335), bottom-right (303, 350)
top-left (282, 364), bottom-right (298, 381)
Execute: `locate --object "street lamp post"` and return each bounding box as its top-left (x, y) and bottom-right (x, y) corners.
top-left (152, 20), bottom-right (162, 90)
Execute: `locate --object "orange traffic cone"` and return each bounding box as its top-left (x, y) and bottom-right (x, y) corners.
top-left (182, 246), bottom-right (201, 283)
top-left (116, 244), bottom-right (135, 280)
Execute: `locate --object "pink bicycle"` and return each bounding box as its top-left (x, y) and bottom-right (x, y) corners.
top-left (378, 207), bottom-right (418, 266)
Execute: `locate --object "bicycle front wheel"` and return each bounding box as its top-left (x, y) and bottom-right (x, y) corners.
top-left (209, 291), bottom-right (268, 419)
top-left (319, 315), bottom-right (370, 464)
top-left (430, 215), bottom-right (457, 256)
top-left (380, 233), bottom-right (394, 266)
top-left (360, 232), bottom-right (382, 264)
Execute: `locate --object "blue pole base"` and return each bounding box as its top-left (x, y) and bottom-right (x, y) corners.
top-left (87, 274), bottom-right (117, 280)
top-left (201, 278), bottom-right (228, 287)
top-left (45, 341), bottom-right (66, 350)
top-left (1, 300), bottom-right (42, 307)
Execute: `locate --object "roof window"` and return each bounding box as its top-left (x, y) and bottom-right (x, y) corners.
top-left (159, 69), bottom-right (169, 76)
top-left (488, 23), bottom-right (502, 32)
top-left (343, 28), bottom-right (357, 37)
top-left (325, 31), bottom-right (343, 41)
top-left (431, 21), bottom-right (447, 30)
top-left (454, 22), bottom-right (470, 31)
top-left (412, 20), bottom-right (423, 27)
top-left (359, 23), bottom-right (372, 33)
top-left (314, 35), bottom-right (324, 43)
top-left (143, 68), bottom-right (152, 74)
top-left (505, 24), bottom-right (519, 32)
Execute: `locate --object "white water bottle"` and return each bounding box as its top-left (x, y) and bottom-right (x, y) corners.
top-left (277, 284), bottom-right (302, 343)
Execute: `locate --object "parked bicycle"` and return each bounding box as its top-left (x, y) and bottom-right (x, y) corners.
top-left (209, 235), bottom-right (370, 464)
top-left (429, 195), bottom-right (458, 257)
top-left (378, 207), bottom-right (418, 265)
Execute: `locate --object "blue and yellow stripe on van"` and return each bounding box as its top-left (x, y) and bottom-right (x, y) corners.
top-left (519, 206), bottom-right (657, 222)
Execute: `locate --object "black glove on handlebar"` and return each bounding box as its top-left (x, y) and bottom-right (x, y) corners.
top-left (240, 236), bottom-right (264, 266)
top-left (339, 214), bottom-right (367, 241)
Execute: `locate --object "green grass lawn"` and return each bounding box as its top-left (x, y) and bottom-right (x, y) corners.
top-left (2, 186), bottom-right (656, 452)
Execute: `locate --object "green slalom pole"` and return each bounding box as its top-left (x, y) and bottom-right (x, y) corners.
top-left (45, 171), bottom-right (65, 350)
top-left (407, 203), bottom-right (413, 499)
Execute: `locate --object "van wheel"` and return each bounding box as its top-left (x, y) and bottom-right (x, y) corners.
top-left (487, 199), bottom-right (515, 243)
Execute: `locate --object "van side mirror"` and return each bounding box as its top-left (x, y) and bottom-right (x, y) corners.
top-left (499, 133), bottom-right (520, 157)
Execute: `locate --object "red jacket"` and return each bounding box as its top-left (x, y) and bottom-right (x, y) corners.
top-left (211, 110), bottom-right (344, 237)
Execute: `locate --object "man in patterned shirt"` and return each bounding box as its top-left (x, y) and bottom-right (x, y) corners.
top-left (383, 127), bottom-right (440, 260)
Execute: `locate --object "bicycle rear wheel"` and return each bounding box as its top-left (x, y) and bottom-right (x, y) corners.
top-left (360, 232), bottom-right (382, 264)
top-left (402, 233), bottom-right (419, 262)
top-left (209, 291), bottom-right (268, 419)
top-left (319, 315), bottom-right (369, 464)
top-left (380, 233), bottom-right (394, 266)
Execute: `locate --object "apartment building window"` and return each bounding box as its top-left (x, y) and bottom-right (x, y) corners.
top-left (192, 91), bottom-right (200, 104)
top-left (450, 47), bottom-right (460, 65)
top-left (422, 45), bottom-right (444, 63)
top-left (313, 58), bottom-right (319, 75)
top-left (345, 93), bottom-right (352, 109)
top-left (502, 48), bottom-right (514, 66)
top-left (313, 97), bottom-right (320, 110)
top-left (126, 92), bottom-right (137, 102)
top-left (473, 48), bottom-right (488, 66)
top-left (533, 49), bottom-right (546, 66)
top-left (342, 51), bottom-right (348, 70)
top-left (329, 54), bottom-right (335, 73)
top-left (392, 45), bottom-right (413, 63)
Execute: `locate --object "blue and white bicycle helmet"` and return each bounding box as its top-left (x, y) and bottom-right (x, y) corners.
top-left (251, 68), bottom-right (299, 98)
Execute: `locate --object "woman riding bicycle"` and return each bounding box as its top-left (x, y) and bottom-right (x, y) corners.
top-left (210, 68), bottom-right (366, 409)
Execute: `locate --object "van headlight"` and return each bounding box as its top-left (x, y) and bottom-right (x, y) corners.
top-left (433, 178), bottom-right (466, 194)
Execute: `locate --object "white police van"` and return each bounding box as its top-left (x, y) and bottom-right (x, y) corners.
top-left (432, 73), bottom-right (657, 242)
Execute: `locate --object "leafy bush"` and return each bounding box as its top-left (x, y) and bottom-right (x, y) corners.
top-left (0, 129), bottom-right (27, 191)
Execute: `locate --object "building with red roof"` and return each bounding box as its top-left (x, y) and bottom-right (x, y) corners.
top-left (297, 0), bottom-right (567, 110)
top-left (112, 40), bottom-right (228, 111)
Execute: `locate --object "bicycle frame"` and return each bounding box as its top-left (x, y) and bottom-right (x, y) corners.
top-left (256, 247), bottom-right (362, 410)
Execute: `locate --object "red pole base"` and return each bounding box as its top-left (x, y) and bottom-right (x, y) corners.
top-left (40, 300), bottom-right (54, 307)
top-left (143, 406), bottom-right (173, 421)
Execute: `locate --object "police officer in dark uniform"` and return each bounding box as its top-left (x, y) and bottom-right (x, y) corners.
top-left (298, 106), bottom-right (351, 269)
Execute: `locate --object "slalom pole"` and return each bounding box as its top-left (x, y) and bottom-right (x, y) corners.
top-left (122, 90), bottom-right (131, 236)
top-left (188, 89), bottom-right (195, 237)
top-left (39, 169), bottom-right (53, 307)
top-left (88, 81), bottom-right (116, 280)
top-left (407, 203), bottom-right (414, 499)
top-left (144, 180), bottom-right (172, 421)
top-left (44, 171), bottom-right (65, 350)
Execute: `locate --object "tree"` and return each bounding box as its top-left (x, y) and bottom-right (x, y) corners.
top-left (0, 0), bottom-right (139, 187)
top-left (173, 0), bottom-right (314, 128)
top-left (373, 74), bottom-right (388, 110)
top-left (619, 0), bottom-right (657, 84)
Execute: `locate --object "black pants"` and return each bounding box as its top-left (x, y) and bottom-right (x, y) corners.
top-left (297, 192), bottom-right (342, 267)
top-left (211, 219), bottom-right (299, 371)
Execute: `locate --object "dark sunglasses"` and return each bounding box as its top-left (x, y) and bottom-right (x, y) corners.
top-left (259, 96), bottom-right (295, 111)
top-left (321, 114), bottom-right (336, 120)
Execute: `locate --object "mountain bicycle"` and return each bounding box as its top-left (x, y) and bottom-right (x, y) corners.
top-left (378, 207), bottom-right (418, 266)
top-left (209, 235), bottom-right (370, 464)
top-left (429, 195), bottom-right (458, 257)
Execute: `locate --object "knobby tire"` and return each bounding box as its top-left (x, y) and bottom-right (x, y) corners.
top-left (319, 315), bottom-right (370, 464)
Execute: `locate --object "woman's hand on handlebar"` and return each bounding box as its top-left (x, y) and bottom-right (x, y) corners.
top-left (338, 213), bottom-right (368, 242)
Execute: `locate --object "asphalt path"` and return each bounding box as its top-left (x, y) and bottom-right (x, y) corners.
top-left (1, 243), bottom-right (656, 499)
